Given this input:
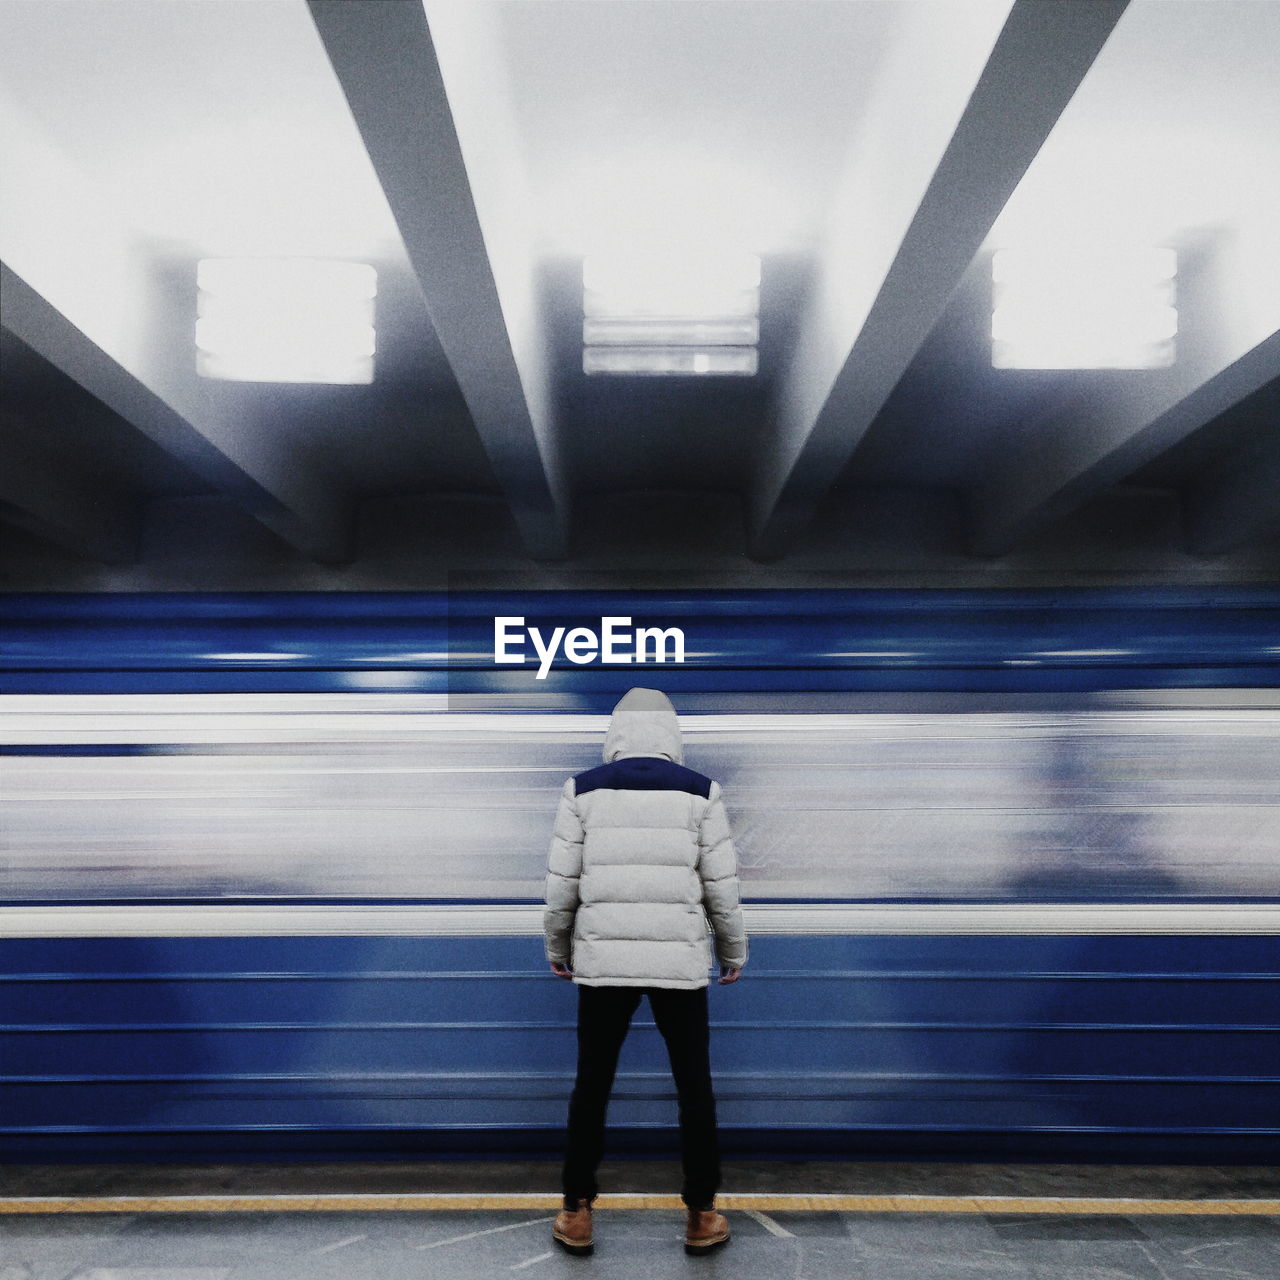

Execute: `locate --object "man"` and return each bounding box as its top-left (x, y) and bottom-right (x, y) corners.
top-left (544, 687), bottom-right (748, 1257)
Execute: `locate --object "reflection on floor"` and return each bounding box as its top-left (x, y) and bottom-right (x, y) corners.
top-left (2, 1208), bottom-right (1280, 1280)
top-left (4, 1165), bottom-right (1280, 1280)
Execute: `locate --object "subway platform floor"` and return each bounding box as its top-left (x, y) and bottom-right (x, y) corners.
top-left (2, 1162), bottom-right (1279, 1280)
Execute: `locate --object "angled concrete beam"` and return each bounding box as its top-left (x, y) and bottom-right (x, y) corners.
top-left (972, 324), bottom-right (1280, 557)
top-left (1, 265), bottom-right (350, 563)
top-left (309, 0), bottom-right (568, 559)
top-left (1185, 376), bottom-right (1280, 554)
top-left (0, 410), bottom-right (138, 563)
top-left (750, 0), bottom-right (1129, 558)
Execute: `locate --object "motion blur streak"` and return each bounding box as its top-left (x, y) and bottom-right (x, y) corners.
top-left (4, 695), bottom-right (1278, 904)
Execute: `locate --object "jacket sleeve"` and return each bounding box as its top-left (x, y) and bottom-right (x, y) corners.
top-left (696, 781), bottom-right (748, 968)
top-left (544, 778), bottom-right (584, 965)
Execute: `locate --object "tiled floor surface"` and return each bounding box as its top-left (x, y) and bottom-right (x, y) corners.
top-left (3, 1208), bottom-right (1280, 1280)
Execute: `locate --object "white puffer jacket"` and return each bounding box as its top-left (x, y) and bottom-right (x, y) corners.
top-left (544, 687), bottom-right (748, 989)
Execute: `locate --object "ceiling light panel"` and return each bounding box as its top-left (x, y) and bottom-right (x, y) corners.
top-left (582, 250), bottom-right (761, 376)
top-left (583, 347), bottom-right (758, 377)
top-left (991, 245), bottom-right (1177, 370)
top-left (583, 318), bottom-right (759, 347)
top-left (583, 286), bottom-right (760, 321)
top-left (582, 251), bottom-right (760, 317)
top-left (196, 258), bottom-right (377, 384)
top-left (583, 253), bottom-right (760, 293)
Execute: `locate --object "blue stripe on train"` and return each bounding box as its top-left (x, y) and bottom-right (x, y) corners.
top-left (2, 589), bottom-right (1278, 697)
top-left (2, 933), bottom-right (1276, 1163)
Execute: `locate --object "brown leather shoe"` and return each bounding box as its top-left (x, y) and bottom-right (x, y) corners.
top-left (552, 1199), bottom-right (594, 1256)
top-left (684, 1208), bottom-right (730, 1255)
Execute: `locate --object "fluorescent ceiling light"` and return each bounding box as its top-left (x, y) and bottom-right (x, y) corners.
top-left (583, 251), bottom-right (760, 318)
top-left (196, 258), bottom-right (377, 384)
top-left (991, 245), bottom-right (1177, 370)
top-left (583, 347), bottom-right (757, 377)
top-left (584, 287), bottom-right (759, 320)
top-left (584, 318), bottom-right (759, 347)
top-left (581, 249), bottom-right (761, 375)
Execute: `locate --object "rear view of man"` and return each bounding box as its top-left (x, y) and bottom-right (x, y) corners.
top-left (544, 687), bottom-right (748, 1257)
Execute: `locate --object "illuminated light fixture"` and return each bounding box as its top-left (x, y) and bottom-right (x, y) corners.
top-left (584, 284), bottom-right (759, 320)
top-left (583, 347), bottom-right (758, 377)
top-left (584, 317), bottom-right (758, 347)
top-left (582, 250), bottom-right (760, 376)
top-left (991, 245), bottom-right (1176, 370)
top-left (583, 251), bottom-right (760, 318)
top-left (196, 258), bottom-right (377, 384)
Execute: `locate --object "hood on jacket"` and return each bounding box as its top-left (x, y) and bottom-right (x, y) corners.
top-left (602, 687), bottom-right (683, 764)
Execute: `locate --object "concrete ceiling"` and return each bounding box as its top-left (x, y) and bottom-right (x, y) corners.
top-left (1, 0), bottom-right (1277, 581)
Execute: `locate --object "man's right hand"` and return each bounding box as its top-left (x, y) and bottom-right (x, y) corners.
top-left (550, 961), bottom-right (574, 980)
top-left (717, 966), bottom-right (743, 985)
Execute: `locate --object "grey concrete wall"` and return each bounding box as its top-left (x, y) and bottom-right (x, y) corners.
top-left (2, 486), bottom-right (1277, 592)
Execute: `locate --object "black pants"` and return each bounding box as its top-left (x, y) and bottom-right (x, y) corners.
top-left (562, 984), bottom-right (720, 1211)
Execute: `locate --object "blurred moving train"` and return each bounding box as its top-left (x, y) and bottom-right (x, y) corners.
top-left (2, 589), bottom-right (1278, 1162)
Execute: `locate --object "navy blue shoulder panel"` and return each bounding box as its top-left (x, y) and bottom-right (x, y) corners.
top-left (575, 758), bottom-right (712, 799)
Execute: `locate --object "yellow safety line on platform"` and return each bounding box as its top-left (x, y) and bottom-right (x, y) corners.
top-left (1, 1193), bottom-right (1278, 1215)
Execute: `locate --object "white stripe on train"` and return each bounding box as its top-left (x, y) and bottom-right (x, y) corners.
top-left (2, 902), bottom-right (1278, 937)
